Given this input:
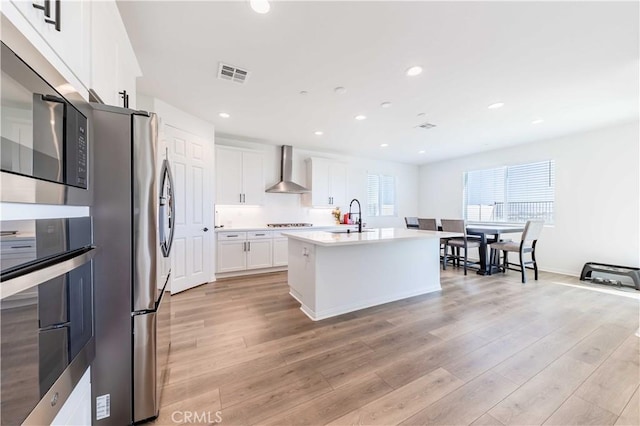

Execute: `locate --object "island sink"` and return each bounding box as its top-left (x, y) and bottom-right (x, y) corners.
top-left (328, 229), bottom-right (374, 234)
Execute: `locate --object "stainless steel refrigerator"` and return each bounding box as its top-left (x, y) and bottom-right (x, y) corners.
top-left (91, 104), bottom-right (174, 425)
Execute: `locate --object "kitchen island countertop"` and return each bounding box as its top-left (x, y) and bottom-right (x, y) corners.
top-left (282, 228), bottom-right (461, 247)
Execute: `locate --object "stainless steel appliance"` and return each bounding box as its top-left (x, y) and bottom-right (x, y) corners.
top-left (0, 217), bottom-right (95, 425)
top-left (91, 104), bottom-right (174, 424)
top-left (265, 145), bottom-right (310, 193)
top-left (0, 41), bottom-right (91, 206)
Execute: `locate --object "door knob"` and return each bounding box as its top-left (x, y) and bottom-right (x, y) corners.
top-left (203, 227), bottom-right (209, 232)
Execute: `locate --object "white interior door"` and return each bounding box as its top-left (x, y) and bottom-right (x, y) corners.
top-left (165, 125), bottom-right (212, 294)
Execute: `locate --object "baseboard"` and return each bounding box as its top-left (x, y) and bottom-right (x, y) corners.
top-left (216, 266), bottom-right (287, 279)
top-left (537, 267), bottom-right (580, 277)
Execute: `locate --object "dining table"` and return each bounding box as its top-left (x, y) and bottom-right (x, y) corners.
top-left (465, 224), bottom-right (525, 275)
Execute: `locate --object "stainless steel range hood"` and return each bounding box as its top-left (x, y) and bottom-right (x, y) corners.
top-left (266, 145), bottom-right (310, 193)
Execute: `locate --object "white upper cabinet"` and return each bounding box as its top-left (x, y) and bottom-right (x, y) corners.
top-left (215, 146), bottom-right (265, 206)
top-left (6, 0), bottom-right (92, 91)
top-left (3, 0), bottom-right (141, 106)
top-left (90, 0), bottom-right (141, 108)
top-left (304, 157), bottom-right (348, 208)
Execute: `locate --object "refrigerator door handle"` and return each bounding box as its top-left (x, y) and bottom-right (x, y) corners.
top-left (159, 159), bottom-right (175, 258)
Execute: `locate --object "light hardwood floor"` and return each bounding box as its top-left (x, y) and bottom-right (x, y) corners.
top-left (154, 268), bottom-right (639, 425)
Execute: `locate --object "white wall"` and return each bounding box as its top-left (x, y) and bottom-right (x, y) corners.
top-left (215, 136), bottom-right (419, 229)
top-left (418, 121), bottom-right (640, 276)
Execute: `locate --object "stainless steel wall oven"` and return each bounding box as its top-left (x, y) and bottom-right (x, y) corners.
top-left (0, 218), bottom-right (95, 425)
top-left (1, 41), bottom-right (91, 206)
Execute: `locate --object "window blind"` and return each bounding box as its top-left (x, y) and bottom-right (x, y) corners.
top-left (367, 173), bottom-right (396, 217)
top-left (463, 160), bottom-right (555, 223)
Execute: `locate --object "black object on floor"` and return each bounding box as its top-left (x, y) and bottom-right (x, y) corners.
top-left (580, 262), bottom-right (640, 290)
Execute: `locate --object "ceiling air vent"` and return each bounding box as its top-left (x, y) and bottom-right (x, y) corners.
top-left (417, 122), bottom-right (437, 130)
top-left (217, 63), bottom-right (249, 84)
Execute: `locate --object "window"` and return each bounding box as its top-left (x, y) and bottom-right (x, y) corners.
top-left (367, 173), bottom-right (396, 216)
top-left (463, 160), bottom-right (555, 223)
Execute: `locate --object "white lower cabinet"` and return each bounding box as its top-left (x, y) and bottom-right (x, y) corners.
top-left (216, 227), bottom-right (351, 275)
top-left (216, 231), bottom-right (275, 273)
top-left (272, 238), bottom-right (288, 267)
top-left (217, 240), bottom-right (247, 273)
top-left (246, 239), bottom-right (272, 270)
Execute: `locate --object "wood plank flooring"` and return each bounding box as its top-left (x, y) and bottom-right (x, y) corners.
top-left (153, 269), bottom-right (639, 425)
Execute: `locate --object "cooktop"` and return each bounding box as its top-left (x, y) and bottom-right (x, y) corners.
top-left (266, 223), bottom-right (314, 228)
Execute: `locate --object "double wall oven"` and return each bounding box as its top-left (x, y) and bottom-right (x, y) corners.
top-left (1, 41), bottom-right (95, 424)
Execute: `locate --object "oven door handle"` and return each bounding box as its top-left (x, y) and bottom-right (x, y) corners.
top-left (1, 247), bottom-right (96, 300)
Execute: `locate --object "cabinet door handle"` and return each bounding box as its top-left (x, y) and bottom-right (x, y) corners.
top-left (119, 90), bottom-right (129, 108)
top-left (242, 242), bottom-right (246, 251)
top-left (242, 193), bottom-right (246, 203)
top-left (43, 0), bottom-right (60, 31)
top-left (247, 241), bottom-right (251, 251)
top-left (227, 234), bottom-right (238, 238)
top-left (33, 0), bottom-right (50, 17)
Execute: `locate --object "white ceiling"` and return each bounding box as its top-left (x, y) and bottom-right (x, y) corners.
top-left (117, 1), bottom-right (639, 165)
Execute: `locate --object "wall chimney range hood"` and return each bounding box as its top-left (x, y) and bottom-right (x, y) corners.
top-left (266, 145), bottom-right (310, 193)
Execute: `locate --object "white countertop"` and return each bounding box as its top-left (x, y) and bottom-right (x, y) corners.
top-left (215, 224), bottom-right (359, 232)
top-left (281, 228), bottom-right (462, 247)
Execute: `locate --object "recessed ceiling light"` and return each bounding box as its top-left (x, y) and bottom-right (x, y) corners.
top-left (418, 150), bottom-right (426, 154)
top-left (380, 144), bottom-right (389, 148)
top-left (334, 87), bottom-right (346, 95)
top-left (380, 102), bottom-right (392, 108)
top-left (299, 90), bottom-right (308, 96)
top-left (314, 131), bottom-right (323, 136)
top-left (406, 66), bottom-right (423, 76)
top-left (531, 119), bottom-right (544, 125)
top-left (355, 115), bottom-right (367, 121)
top-left (250, 0), bottom-right (270, 14)
top-left (488, 102), bottom-right (504, 109)
top-left (219, 112), bottom-right (230, 118)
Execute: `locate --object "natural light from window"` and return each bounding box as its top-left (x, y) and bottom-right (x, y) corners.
top-left (367, 173), bottom-right (396, 217)
top-left (463, 160), bottom-right (555, 224)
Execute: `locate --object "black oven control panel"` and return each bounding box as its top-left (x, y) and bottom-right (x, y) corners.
top-left (65, 110), bottom-right (88, 189)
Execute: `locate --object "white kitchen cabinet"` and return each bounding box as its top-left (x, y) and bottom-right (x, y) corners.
top-left (217, 240), bottom-right (247, 273)
top-left (90, 0), bottom-right (141, 108)
top-left (304, 158), bottom-right (348, 208)
top-left (216, 231), bottom-right (273, 273)
top-left (272, 238), bottom-right (288, 267)
top-left (5, 0), bottom-right (92, 91)
top-left (215, 146), bottom-right (265, 205)
top-left (246, 239), bottom-right (272, 270)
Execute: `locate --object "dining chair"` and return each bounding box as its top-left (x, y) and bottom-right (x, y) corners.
top-left (418, 218), bottom-right (447, 262)
top-left (417, 218), bottom-right (437, 231)
top-left (488, 219), bottom-right (544, 283)
top-left (404, 217), bottom-right (419, 229)
top-left (441, 219), bottom-right (480, 275)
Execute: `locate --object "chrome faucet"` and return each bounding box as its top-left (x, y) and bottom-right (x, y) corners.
top-left (348, 198), bottom-right (363, 233)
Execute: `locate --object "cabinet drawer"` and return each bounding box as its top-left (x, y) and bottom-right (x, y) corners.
top-left (217, 232), bottom-right (247, 241)
top-left (248, 231), bottom-right (272, 239)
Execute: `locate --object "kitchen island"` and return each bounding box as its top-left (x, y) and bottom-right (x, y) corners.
top-left (282, 228), bottom-right (461, 320)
